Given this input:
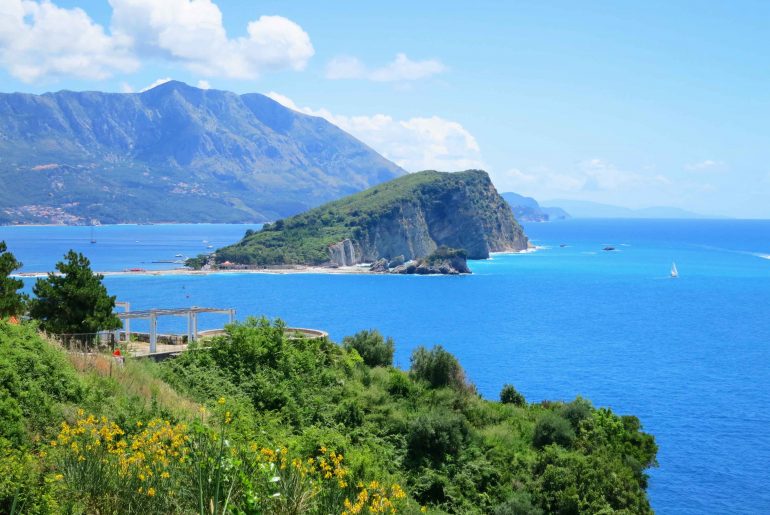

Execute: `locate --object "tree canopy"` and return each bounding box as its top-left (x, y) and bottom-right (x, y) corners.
top-left (0, 241), bottom-right (26, 318)
top-left (29, 250), bottom-right (121, 335)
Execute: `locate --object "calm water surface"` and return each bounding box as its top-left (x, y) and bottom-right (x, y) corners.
top-left (3, 220), bottom-right (769, 514)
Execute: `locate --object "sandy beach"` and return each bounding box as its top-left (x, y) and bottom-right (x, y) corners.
top-left (14, 264), bottom-right (374, 278)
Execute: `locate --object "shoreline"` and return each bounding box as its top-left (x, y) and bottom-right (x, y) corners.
top-left (13, 248), bottom-right (537, 278)
top-left (14, 265), bottom-right (374, 278)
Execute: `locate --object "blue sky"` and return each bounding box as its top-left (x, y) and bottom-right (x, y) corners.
top-left (1, 1), bottom-right (768, 217)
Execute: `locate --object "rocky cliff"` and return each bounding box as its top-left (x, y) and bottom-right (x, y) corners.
top-left (216, 170), bottom-right (528, 267)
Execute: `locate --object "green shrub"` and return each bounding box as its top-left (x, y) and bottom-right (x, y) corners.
top-left (559, 397), bottom-right (592, 430)
top-left (500, 384), bottom-right (526, 406)
top-left (387, 369), bottom-right (414, 397)
top-left (0, 322), bottom-right (81, 445)
top-left (406, 410), bottom-right (470, 466)
top-left (492, 491), bottom-right (543, 515)
top-left (410, 345), bottom-right (472, 391)
top-left (532, 412), bottom-right (575, 449)
top-left (342, 329), bottom-right (394, 367)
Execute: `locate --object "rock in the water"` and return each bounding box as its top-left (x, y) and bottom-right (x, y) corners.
top-left (387, 255), bottom-right (405, 269)
top-left (369, 258), bottom-right (389, 273)
top-left (390, 247), bottom-right (470, 275)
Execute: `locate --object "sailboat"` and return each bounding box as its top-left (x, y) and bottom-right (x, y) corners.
top-left (90, 226), bottom-right (96, 244)
top-left (670, 262), bottom-right (678, 278)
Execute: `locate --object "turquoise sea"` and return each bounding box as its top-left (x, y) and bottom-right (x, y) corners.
top-left (3, 220), bottom-right (770, 514)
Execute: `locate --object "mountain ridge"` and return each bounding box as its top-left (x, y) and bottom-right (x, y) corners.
top-left (501, 192), bottom-right (570, 222)
top-left (0, 81), bottom-right (404, 224)
top-left (544, 199), bottom-right (715, 219)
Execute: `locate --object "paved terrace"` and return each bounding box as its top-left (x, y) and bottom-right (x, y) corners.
top-left (113, 303), bottom-right (328, 358)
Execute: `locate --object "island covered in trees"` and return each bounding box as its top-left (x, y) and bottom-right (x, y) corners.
top-left (201, 170), bottom-right (528, 273)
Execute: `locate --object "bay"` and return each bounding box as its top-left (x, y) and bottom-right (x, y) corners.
top-left (3, 219), bottom-right (769, 514)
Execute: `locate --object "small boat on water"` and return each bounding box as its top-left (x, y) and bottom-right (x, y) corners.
top-left (175, 254), bottom-right (184, 257)
top-left (671, 262), bottom-right (679, 278)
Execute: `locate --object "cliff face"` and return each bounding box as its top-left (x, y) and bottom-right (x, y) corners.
top-left (347, 172), bottom-right (527, 263)
top-left (216, 170), bottom-right (528, 267)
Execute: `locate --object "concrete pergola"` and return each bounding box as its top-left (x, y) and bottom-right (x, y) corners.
top-left (115, 305), bottom-right (236, 353)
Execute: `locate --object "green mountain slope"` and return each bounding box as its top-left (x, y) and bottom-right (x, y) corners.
top-left (0, 81), bottom-right (404, 224)
top-left (216, 170), bottom-right (529, 266)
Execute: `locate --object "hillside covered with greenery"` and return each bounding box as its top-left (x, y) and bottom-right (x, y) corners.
top-left (1, 318), bottom-right (657, 514)
top-left (214, 170), bottom-right (528, 266)
top-left (0, 81), bottom-right (403, 225)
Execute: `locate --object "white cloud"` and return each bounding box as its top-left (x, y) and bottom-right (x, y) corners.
top-left (492, 158), bottom-right (678, 200)
top-left (325, 53), bottom-right (445, 82)
top-left (0, 0), bottom-right (138, 82)
top-left (684, 159), bottom-right (725, 172)
top-left (266, 92), bottom-right (482, 172)
top-left (139, 77), bottom-right (172, 92)
top-left (109, 0), bottom-right (314, 79)
top-left (0, 0), bottom-right (313, 82)
top-left (197, 80), bottom-right (211, 89)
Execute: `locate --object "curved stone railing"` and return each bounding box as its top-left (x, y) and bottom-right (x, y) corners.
top-left (196, 327), bottom-right (328, 340)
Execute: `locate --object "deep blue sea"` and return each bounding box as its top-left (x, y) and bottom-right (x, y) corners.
top-left (3, 220), bottom-right (769, 514)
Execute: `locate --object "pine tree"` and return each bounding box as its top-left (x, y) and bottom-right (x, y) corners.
top-left (30, 250), bottom-right (121, 335)
top-left (0, 241), bottom-right (27, 318)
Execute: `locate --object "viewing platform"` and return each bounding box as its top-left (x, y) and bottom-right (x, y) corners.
top-left (113, 302), bottom-right (328, 359)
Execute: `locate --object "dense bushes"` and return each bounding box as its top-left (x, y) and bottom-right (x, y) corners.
top-left (406, 410), bottom-right (470, 466)
top-left (0, 322), bottom-right (82, 445)
top-left (500, 384), bottom-right (526, 406)
top-left (410, 345), bottom-right (472, 391)
top-left (0, 319), bottom-right (658, 514)
top-left (533, 412), bottom-right (576, 449)
top-left (342, 329), bottom-right (394, 367)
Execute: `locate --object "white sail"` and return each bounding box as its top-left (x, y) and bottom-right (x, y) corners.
top-left (671, 262), bottom-right (678, 278)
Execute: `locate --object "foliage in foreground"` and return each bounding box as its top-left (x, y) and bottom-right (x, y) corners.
top-left (0, 318), bottom-right (658, 514)
top-left (0, 240), bottom-right (26, 318)
top-left (29, 250), bottom-right (121, 336)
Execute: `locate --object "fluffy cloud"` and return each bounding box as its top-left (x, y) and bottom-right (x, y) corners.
top-left (0, 0), bottom-right (138, 82)
top-left (494, 159), bottom-right (673, 198)
top-left (266, 92), bottom-right (482, 172)
top-left (0, 0), bottom-right (313, 82)
top-left (684, 160), bottom-right (725, 172)
top-left (109, 0), bottom-right (314, 79)
top-left (326, 53), bottom-right (445, 82)
top-left (139, 77), bottom-right (172, 92)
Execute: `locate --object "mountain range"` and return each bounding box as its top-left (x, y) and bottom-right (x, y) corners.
top-left (0, 81), bottom-right (403, 225)
top-left (500, 192), bottom-right (570, 222)
top-left (545, 199), bottom-right (711, 219)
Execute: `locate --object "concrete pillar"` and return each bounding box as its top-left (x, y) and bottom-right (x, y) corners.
top-left (190, 312), bottom-right (198, 341)
top-left (149, 313), bottom-right (157, 353)
top-left (229, 309), bottom-right (235, 325)
top-left (186, 312), bottom-right (192, 344)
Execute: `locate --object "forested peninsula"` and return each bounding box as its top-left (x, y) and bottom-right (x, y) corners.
top-left (212, 170), bottom-right (528, 269)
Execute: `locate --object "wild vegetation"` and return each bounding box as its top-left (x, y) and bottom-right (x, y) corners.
top-left (0, 317), bottom-right (657, 514)
top-left (1, 242), bottom-right (657, 513)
